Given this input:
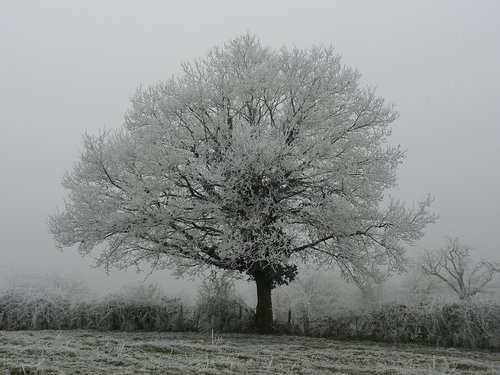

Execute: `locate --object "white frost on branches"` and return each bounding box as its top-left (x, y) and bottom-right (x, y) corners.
top-left (418, 237), bottom-right (500, 300)
top-left (49, 35), bottom-right (436, 286)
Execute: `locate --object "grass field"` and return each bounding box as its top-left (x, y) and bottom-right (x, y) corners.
top-left (0, 330), bottom-right (499, 374)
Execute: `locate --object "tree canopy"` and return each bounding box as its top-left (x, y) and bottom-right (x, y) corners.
top-left (49, 35), bottom-right (435, 332)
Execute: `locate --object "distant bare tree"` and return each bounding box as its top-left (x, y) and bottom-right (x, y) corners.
top-left (5, 272), bottom-right (88, 299)
top-left (120, 283), bottom-right (165, 304)
top-left (273, 271), bottom-right (339, 321)
top-left (400, 265), bottom-right (440, 300)
top-left (418, 238), bottom-right (500, 300)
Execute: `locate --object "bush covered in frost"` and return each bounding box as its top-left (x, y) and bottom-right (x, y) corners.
top-left (0, 287), bottom-right (188, 331)
top-left (0, 289), bottom-right (73, 330)
top-left (195, 274), bottom-right (254, 333)
top-left (0, 283), bottom-right (253, 333)
top-left (2, 283), bottom-right (498, 349)
top-left (307, 300), bottom-right (500, 349)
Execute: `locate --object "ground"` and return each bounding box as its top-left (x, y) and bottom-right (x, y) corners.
top-left (0, 331), bottom-right (498, 374)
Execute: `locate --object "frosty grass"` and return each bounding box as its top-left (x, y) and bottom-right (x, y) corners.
top-left (0, 330), bottom-right (499, 374)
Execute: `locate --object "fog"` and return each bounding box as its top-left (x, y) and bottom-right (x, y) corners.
top-left (1, 0), bottom-right (499, 298)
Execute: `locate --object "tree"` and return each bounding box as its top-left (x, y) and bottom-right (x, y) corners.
top-left (5, 272), bottom-right (88, 300)
top-left (418, 237), bottom-right (500, 300)
top-left (195, 270), bottom-right (251, 332)
top-left (120, 283), bottom-right (165, 304)
top-left (272, 270), bottom-right (340, 323)
top-left (49, 35), bottom-right (435, 333)
top-left (399, 265), bottom-right (440, 300)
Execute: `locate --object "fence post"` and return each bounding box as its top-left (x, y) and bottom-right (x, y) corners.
top-left (303, 309), bottom-right (309, 335)
top-left (174, 304), bottom-right (184, 331)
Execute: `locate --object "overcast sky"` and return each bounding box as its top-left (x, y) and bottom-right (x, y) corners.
top-left (1, 0), bottom-right (499, 296)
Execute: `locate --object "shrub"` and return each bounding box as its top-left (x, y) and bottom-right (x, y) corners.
top-left (0, 287), bottom-right (187, 332)
top-left (2, 285), bottom-right (497, 350)
top-left (305, 300), bottom-right (500, 349)
top-left (195, 273), bottom-right (254, 332)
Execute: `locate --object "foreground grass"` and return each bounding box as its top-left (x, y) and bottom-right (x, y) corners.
top-left (0, 331), bottom-right (499, 374)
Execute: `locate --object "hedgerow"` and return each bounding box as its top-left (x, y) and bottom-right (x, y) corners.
top-left (305, 301), bottom-right (500, 349)
top-left (1, 287), bottom-right (498, 349)
top-left (0, 287), bottom-right (253, 333)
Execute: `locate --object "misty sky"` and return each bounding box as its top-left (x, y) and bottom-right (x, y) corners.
top-left (1, 0), bottom-right (499, 296)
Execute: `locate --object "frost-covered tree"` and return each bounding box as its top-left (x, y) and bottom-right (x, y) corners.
top-left (272, 270), bottom-right (342, 323)
top-left (418, 237), bottom-right (500, 300)
top-left (120, 283), bottom-right (165, 304)
top-left (49, 35), bottom-right (435, 333)
top-left (4, 273), bottom-right (88, 300)
top-left (399, 265), bottom-right (440, 300)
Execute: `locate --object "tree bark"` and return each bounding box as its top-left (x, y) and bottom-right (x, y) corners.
top-left (254, 275), bottom-right (273, 334)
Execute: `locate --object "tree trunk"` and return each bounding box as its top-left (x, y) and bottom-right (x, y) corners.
top-left (254, 275), bottom-right (273, 334)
